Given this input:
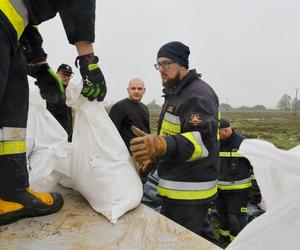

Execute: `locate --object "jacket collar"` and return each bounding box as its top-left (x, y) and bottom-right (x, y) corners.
top-left (162, 69), bottom-right (201, 97)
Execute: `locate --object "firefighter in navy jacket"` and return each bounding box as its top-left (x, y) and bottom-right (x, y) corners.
top-left (217, 119), bottom-right (257, 243)
top-left (130, 41), bottom-right (219, 236)
top-left (0, 0), bottom-right (106, 225)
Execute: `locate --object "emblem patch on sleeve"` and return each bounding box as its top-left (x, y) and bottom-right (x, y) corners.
top-left (189, 112), bottom-right (202, 126)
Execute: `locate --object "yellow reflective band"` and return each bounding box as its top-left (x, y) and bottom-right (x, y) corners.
top-left (47, 68), bottom-right (64, 94)
top-left (159, 120), bottom-right (181, 136)
top-left (181, 132), bottom-right (202, 161)
top-left (0, 0), bottom-right (26, 39)
top-left (157, 185), bottom-right (217, 200)
top-left (0, 199), bottom-right (23, 214)
top-left (219, 228), bottom-right (230, 237)
top-left (218, 182), bottom-right (252, 191)
top-left (219, 151), bottom-right (244, 158)
top-left (241, 207), bottom-right (248, 213)
top-left (217, 111), bottom-right (221, 141)
top-left (0, 140), bottom-right (26, 155)
top-left (229, 234), bottom-right (236, 241)
top-left (251, 175), bottom-right (256, 180)
top-left (88, 63), bottom-right (99, 71)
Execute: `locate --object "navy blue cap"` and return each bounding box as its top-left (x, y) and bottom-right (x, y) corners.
top-left (220, 119), bottom-right (231, 129)
top-left (157, 41), bottom-right (190, 69)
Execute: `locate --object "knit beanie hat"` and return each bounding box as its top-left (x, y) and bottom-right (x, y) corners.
top-left (157, 41), bottom-right (190, 69)
top-left (220, 119), bottom-right (231, 129)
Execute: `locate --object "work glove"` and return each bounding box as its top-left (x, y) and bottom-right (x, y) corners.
top-left (249, 179), bottom-right (262, 205)
top-left (29, 63), bottom-right (65, 102)
top-left (130, 126), bottom-right (167, 162)
top-left (75, 53), bottom-right (107, 101)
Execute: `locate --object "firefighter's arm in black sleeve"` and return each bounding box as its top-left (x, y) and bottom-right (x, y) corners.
top-left (20, 26), bottom-right (64, 102)
top-left (163, 96), bottom-right (217, 163)
top-left (59, 0), bottom-right (106, 101)
top-left (130, 96), bottom-right (217, 164)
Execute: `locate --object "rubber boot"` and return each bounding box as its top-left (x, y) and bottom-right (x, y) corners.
top-left (0, 188), bottom-right (64, 226)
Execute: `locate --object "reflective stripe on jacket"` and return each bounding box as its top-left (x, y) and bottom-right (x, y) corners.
top-left (218, 129), bottom-right (252, 191)
top-left (0, 0), bottom-right (28, 39)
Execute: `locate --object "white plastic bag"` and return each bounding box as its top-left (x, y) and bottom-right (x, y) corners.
top-left (227, 139), bottom-right (300, 250)
top-left (67, 82), bottom-right (143, 223)
top-left (26, 82), bottom-right (73, 191)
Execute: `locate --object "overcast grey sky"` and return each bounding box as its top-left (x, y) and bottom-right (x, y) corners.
top-left (40, 0), bottom-right (300, 108)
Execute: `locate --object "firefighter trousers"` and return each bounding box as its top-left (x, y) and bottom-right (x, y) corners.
top-left (0, 22), bottom-right (29, 193)
top-left (160, 201), bottom-right (210, 236)
top-left (216, 189), bottom-right (250, 240)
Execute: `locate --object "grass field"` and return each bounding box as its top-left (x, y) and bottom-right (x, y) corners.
top-left (149, 110), bottom-right (300, 150)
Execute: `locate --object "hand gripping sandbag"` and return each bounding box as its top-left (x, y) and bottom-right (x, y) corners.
top-left (227, 139), bottom-right (300, 250)
top-left (66, 81), bottom-right (143, 223)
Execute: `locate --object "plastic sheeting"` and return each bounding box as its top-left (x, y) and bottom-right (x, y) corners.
top-left (227, 139), bottom-right (300, 250)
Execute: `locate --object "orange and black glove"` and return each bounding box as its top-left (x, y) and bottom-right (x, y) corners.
top-left (130, 126), bottom-right (167, 162)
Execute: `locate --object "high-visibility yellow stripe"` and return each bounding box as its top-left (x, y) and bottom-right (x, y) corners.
top-left (220, 228), bottom-right (230, 237)
top-left (0, 0), bottom-right (26, 39)
top-left (219, 152), bottom-right (244, 157)
top-left (217, 111), bottom-right (221, 140)
top-left (157, 185), bottom-right (217, 200)
top-left (159, 120), bottom-right (181, 136)
top-left (218, 182), bottom-right (252, 191)
top-left (241, 207), bottom-right (248, 213)
top-left (88, 63), bottom-right (99, 71)
top-left (0, 141), bottom-right (26, 155)
top-left (181, 132), bottom-right (203, 161)
top-left (229, 234), bottom-right (236, 241)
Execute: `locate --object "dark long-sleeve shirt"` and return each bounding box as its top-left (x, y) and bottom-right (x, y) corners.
top-left (109, 98), bottom-right (150, 150)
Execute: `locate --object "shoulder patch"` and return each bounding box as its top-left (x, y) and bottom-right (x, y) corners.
top-left (189, 112), bottom-right (202, 126)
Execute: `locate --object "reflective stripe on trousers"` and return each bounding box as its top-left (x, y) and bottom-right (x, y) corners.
top-left (218, 177), bottom-right (252, 190)
top-left (0, 127), bottom-right (26, 155)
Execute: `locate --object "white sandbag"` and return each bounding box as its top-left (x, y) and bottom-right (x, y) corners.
top-left (27, 81), bottom-right (73, 191)
top-left (67, 82), bottom-right (143, 223)
top-left (227, 139), bottom-right (300, 250)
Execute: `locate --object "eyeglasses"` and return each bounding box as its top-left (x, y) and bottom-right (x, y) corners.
top-left (154, 60), bottom-right (176, 71)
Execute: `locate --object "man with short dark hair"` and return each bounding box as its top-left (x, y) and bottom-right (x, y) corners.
top-left (130, 41), bottom-right (219, 235)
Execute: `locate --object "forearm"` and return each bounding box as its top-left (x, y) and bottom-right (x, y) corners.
top-left (75, 41), bottom-right (94, 56)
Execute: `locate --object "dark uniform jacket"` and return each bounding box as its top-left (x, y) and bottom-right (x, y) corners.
top-left (0, 0), bottom-right (95, 45)
top-left (109, 98), bottom-right (150, 150)
top-left (218, 129), bottom-right (252, 193)
top-left (156, 69), bottom-right (219, 205)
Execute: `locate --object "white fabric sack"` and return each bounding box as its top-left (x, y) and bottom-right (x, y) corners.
top-left (66, 82), bottom-right (143, 223)
top-left (227, 139), bottom-right (300, 250)
top-left (26, 81), bottom-right (73, 191)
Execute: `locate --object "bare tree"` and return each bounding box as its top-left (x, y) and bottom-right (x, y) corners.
top-left (277, 94), bottom-right (292, 111)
